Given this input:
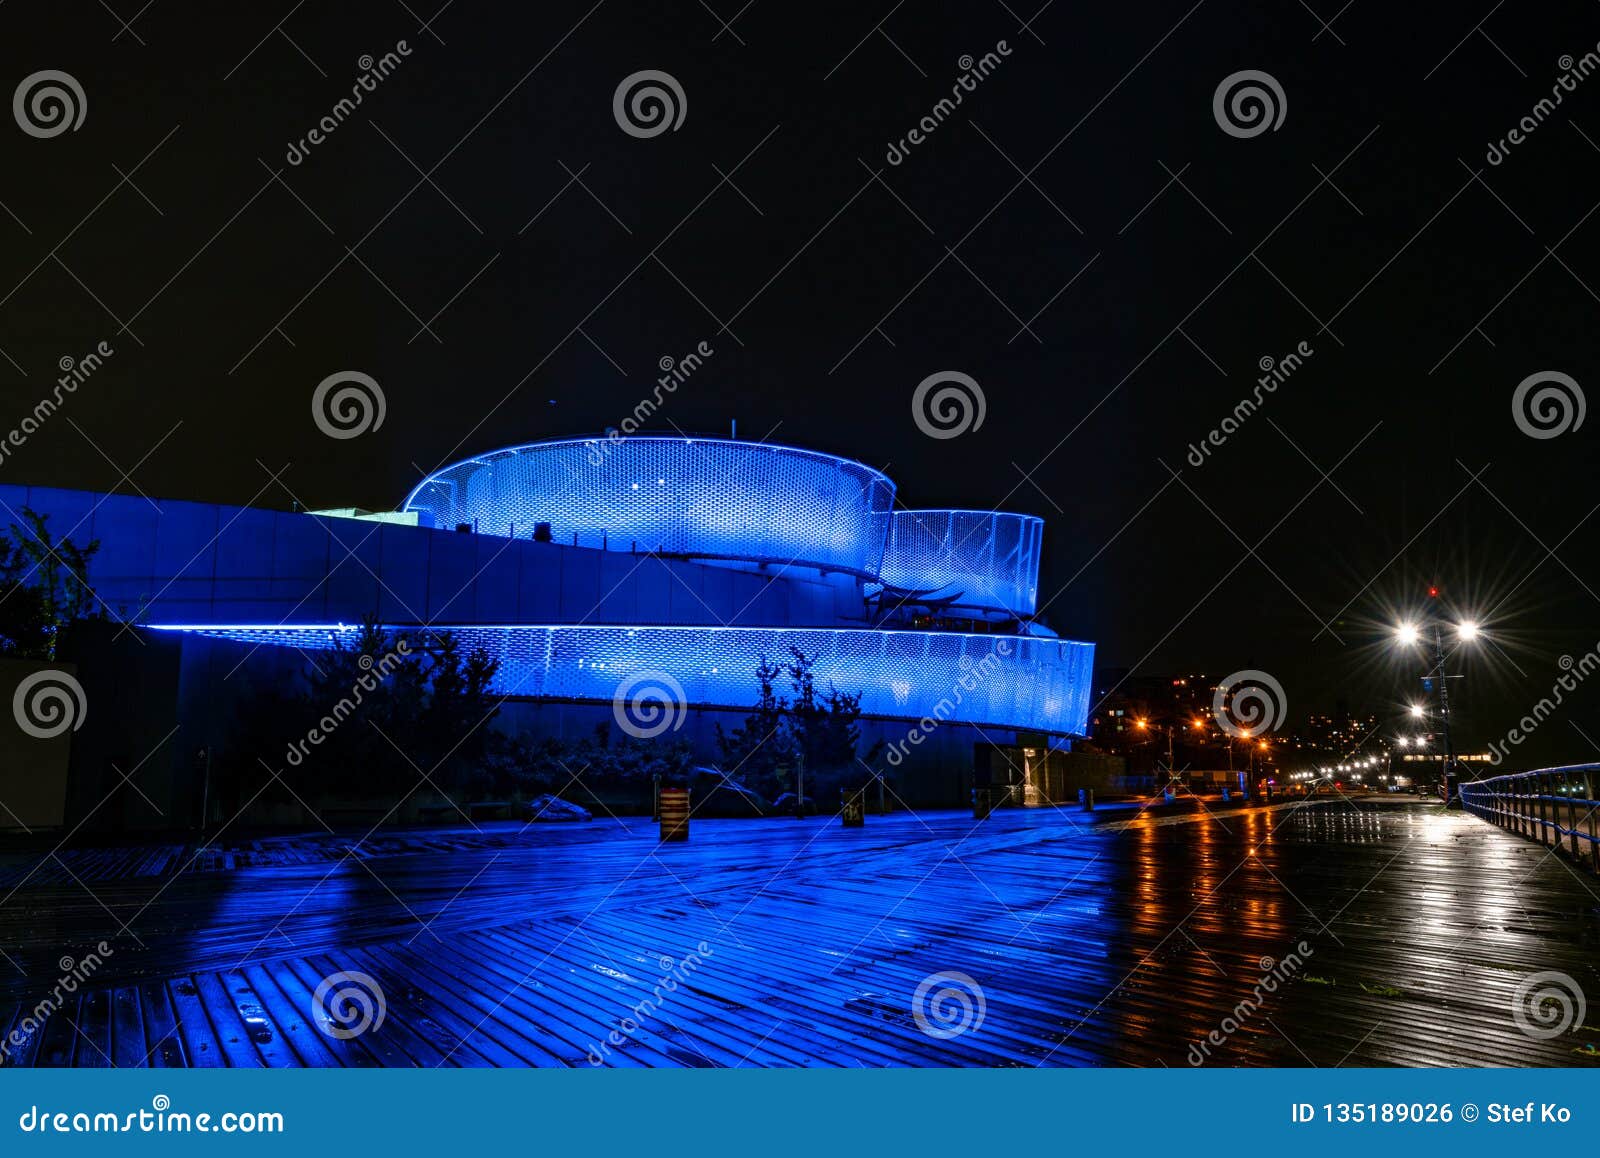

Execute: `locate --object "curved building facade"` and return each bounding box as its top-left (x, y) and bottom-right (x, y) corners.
top-left (879, 509), bottom-right (1044, 616)
top-left (20, 433), bottom-right (1092, 752)
top-left (174, 624), bottom-right (1093, 737)
top-left (403, 437), bottom-right (897, 577)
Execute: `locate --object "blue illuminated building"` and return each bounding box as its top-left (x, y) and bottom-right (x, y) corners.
top-left (0, 435), bottom-right (1092, 797)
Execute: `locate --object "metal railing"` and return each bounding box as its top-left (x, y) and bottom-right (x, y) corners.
top-left (1459, 764), bottom-right (1600, 872)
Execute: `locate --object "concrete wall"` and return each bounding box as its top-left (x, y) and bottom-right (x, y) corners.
top-left (161, 633), bottom-right (1013, 816)
top-left (0, 659), bottom-right (78, 831)
top-left (0, 484), bottom-right (867, 631)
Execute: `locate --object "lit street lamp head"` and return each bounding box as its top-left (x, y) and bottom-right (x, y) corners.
top-left (1395, 622), bottom-right (1421, 646)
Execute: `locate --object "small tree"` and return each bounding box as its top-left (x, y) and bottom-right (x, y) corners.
top-left (225, 619), bottom-right (507, 810)
top-left (784, 647), bottom-right (863, 773)
top-left (716, 655), bottom-right (793, 790)
top-left (720, 649), bottom-right (869, 801)
top-left (0, 508), bottom-right (101, 658)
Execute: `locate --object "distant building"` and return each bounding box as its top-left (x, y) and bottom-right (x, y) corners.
top-left (1290, 710), bottom-right (1381, 757)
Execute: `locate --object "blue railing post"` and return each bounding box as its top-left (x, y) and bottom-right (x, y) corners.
top-left (1461, 764), bottom-right (1600, 874)
top-left (1587, 768), bottom-right (1599, 874)
top-left (1568, 769), bottom-right (1580, 860)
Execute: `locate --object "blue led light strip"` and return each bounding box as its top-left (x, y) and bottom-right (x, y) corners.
top-left (153, 623), bottom-right (1094, 736)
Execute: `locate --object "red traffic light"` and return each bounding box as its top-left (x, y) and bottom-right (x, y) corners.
top-left (1427, 585), bottom-right (1440, 598)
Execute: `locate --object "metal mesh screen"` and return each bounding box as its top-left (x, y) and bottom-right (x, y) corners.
top-left (171, 624), bottom-right (1093, 736)
top-left (878, 510), bottom-right (1044, 615)
top-left (403, 438), bottom-right (896, 575)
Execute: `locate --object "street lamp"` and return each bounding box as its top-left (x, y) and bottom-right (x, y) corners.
top-left (1392, 600), bottom-right (1483, 805)
top-left (1135, 718), bottom-right (1179, 793)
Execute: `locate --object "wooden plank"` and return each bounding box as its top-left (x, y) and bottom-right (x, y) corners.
top-left (2, 799), bottom-right (1597, 1067)
top-left (189, 973), bottom-right (266, 1068)
top-left (283, 954), bottom-right (460, 1068)
top-left (138, 980), bottom-right (186, 1068)
top-left (32, 992), bottom-right (79, 1067)
top-left (338, 945), bottom-right (526, 1067)
top-left (167, 977), bottom-right (227, 1069)
top-left (0, 1000), bottom-right (44, 1068)
top-left (109, 986), bottom-right (148, 1068)
top-left (239, 963), bottom-right (343, 1067)
top-left (253, 961), bottom-right (374, 1068)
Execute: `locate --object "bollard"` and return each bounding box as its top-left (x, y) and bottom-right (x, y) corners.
top-left (1221, 787), bottom-right (1231, 802)
top-left (658, 787), bottom-right (690, 842)
top-left (841, 790), bottom-right (865, 827)
top-left (972, 787), bottom-right (994, 820)
top-left (1163, 787), bottom-right (1174, 803)
top-left (1080, 788), bottom-right (1094, 812)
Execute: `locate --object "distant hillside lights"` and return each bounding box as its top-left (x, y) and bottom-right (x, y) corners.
top-left (587, 340), bottom-right (714, 466)
top-left (1186, 340), bottom-right (1313, 467)
top-left (285, 42), bottom-right (413, 165)
top-left (0, 340), bottom-right (112, 469)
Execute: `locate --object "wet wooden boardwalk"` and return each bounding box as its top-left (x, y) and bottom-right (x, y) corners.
top-left (2, 797), bottom-right (1597, 1067)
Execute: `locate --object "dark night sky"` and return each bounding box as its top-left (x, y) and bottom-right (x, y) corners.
top-left (1, 1), bottom-right (1598, 762)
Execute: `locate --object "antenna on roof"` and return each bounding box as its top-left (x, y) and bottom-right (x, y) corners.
top-left (731, 419), bottom-right (737, 439)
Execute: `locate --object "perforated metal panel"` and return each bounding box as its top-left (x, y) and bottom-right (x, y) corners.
top-left (403, 437), bottom-right (896, 576)
top-left (878, 510), bottom-right (1044, 615)
top-left (164, 624), bottom-right (1094, 735)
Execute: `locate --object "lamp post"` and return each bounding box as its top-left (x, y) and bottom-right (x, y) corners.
top-left (1135, 718), bottom-right (1179, 795)
top-left (1394, 598), bottom-right (1480, 806)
